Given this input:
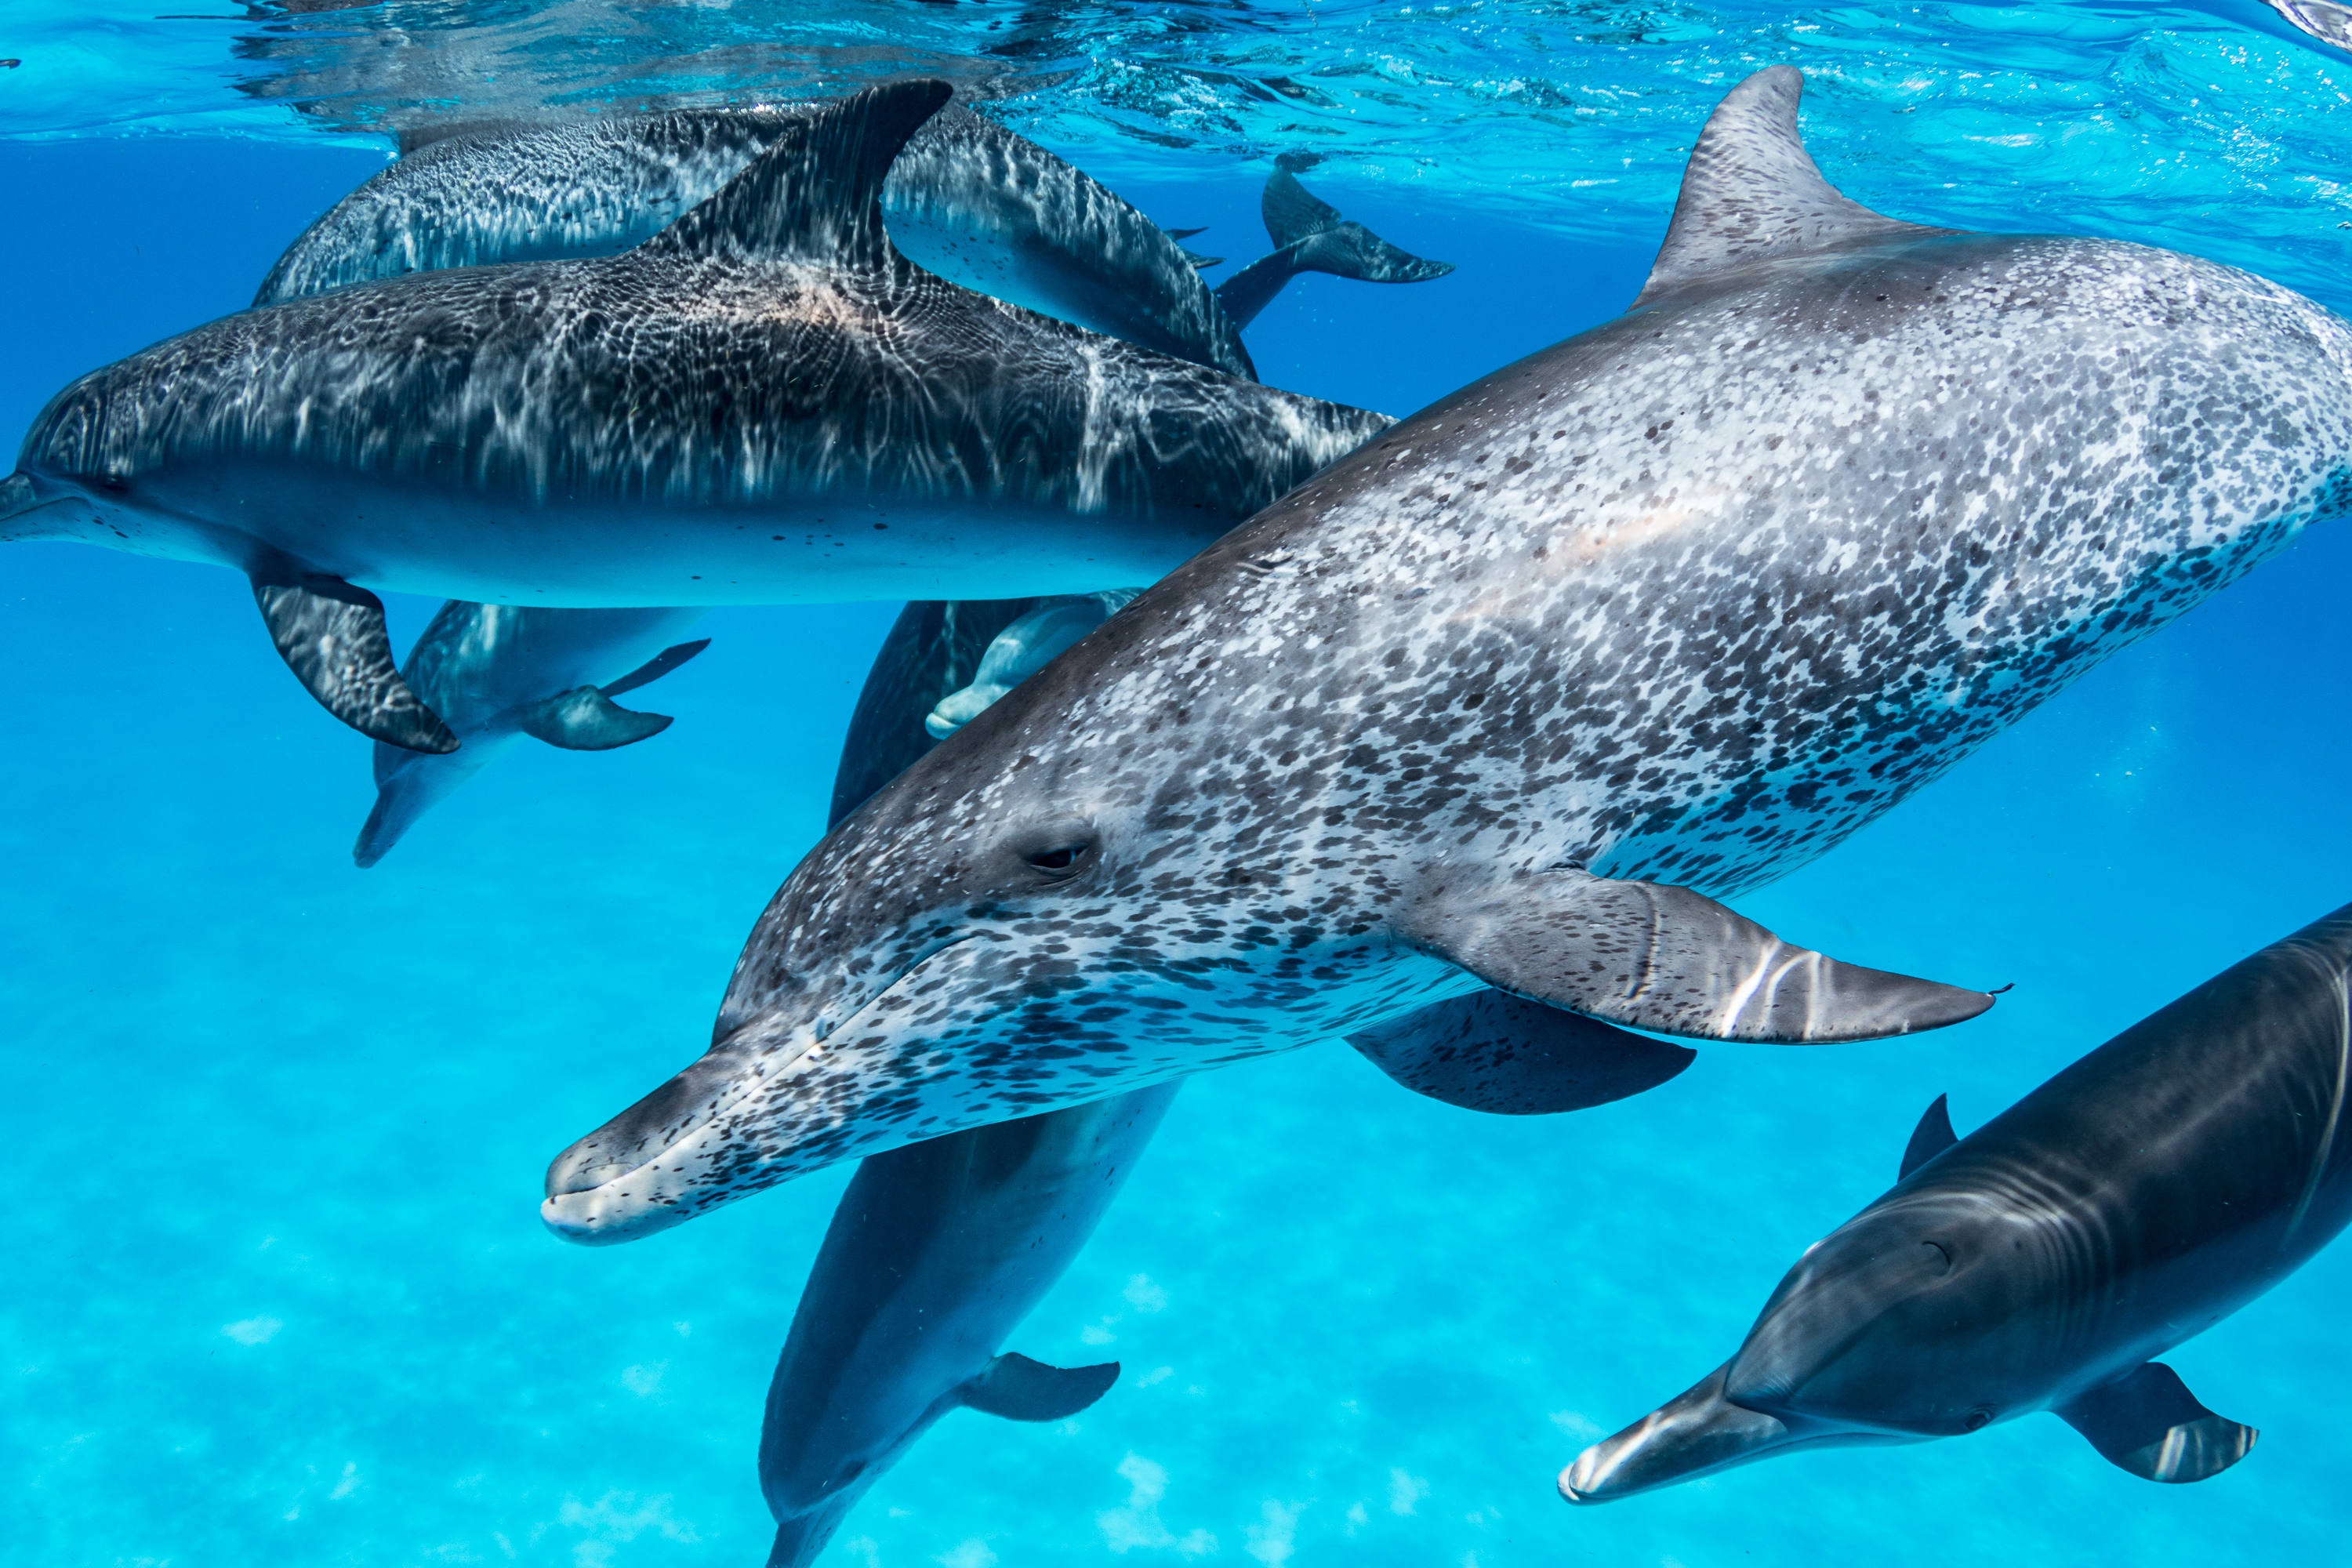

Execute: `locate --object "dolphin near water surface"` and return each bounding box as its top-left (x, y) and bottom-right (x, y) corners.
top-left (539, 64), bottom-right (2290, 1243)
top-left (267, 100), bottom-right (1448, 861)
top-left (2, 82), bottom-right (1388, 753)
top-left (1563, 900), bottom-right (2352, 1501)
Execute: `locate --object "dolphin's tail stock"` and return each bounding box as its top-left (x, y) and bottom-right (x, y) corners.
top-left (1211, 169), bottom-right (1454, 330)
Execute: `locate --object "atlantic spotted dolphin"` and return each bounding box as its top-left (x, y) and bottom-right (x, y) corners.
top-left (353, 604), bottom-right (709, 867)
top-left (1, 81), bottom-right (1388, 753)
top-left (1563, 901), bottom-right (2352, 1500)
top-left (541, 65), bottom-right (2250, 1243)
top-left (757, 584), bottom-right (1690, 1564)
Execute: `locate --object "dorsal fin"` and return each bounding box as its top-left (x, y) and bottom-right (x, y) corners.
top-left (1634, 66), bottom-right (1947, 307)
top-left (1898, 1093), bottom-right (1959, 1180)
top-left (641, 78), bottom-right (950, 269)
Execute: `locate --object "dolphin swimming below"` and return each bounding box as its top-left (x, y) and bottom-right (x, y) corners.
top-left (353, 603), bottom-right (710, 867)
top-left (539, 64), bottom-right (2275, 1244)
top-left (755, 592), bottom-right (1173, 1568)
top-left (1, 80), bottom-right (1388, 753)
top-left (760, 1080), bottom-right (1177, 1568)
top-left (1562, 899), bottom-right (2352, 1501)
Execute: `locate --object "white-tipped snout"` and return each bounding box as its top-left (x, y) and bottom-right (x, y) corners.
top-left (540, 1018), bottom-right (824, 1245)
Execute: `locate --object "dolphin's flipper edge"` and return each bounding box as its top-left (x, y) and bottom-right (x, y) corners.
top-left (643, 78), bottom-right (950, 270)
top-left (956, 1351), bottom-right (1120, 1421)
top-left (514, 686), bottom-right (674, 750)
top-left (2054, 1363), bottom-right (2256, 1483)
top-left (1348, 989), bottom-right (1695, 1114)
top-left (1399, 869), bottom-right (1994, 1044)
top-left (601, 637), bottom-right (711, 698)
top-left (1632, 64), bottom-right (1948, 309)
top-left (251, 571), bottom-right (459, 753)
top-left (1898, 1093), bottom-right (1959, 1179)
top-left (1212, 169), bottom-right (1454, 330)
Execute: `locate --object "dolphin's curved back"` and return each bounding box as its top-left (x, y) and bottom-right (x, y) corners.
top-left (256, 100), bottom-right (1255, 378)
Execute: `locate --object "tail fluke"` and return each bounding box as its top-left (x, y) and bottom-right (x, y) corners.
top-left (1213, 169), bottom-right (1454, 329)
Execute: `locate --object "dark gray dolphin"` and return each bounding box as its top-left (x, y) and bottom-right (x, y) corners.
top-left (1, 81), bottom-right (1388, 753)
top-left (354, 604), bottom-right (710, 867)
top-left (760, 1083), bottom-right (1176, 1567)
top-left (757, 593), bottom-right (1171, 1568)
top-left (543, 65), bottom-right (2284, 1243)
top-left (1563, 900), bottom-right (2352, 1501)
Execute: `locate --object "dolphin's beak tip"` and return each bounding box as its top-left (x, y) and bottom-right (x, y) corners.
top-left (1556, 1450), bottom-right (1611, 1505)
top-left (539, 1192), bottom-right (635, 1247)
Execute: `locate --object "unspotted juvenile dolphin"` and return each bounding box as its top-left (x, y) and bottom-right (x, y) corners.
top-left (2, 81), bottom-right (1388, 753)
top-left (540, 65), bottom-right (2259, 1243)
top-left (1563, 900), bottom-right (2352, 1500)
top-left (354, 603), bottom-right (710, 866)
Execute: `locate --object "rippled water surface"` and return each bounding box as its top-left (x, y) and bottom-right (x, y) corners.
top-left (7, 3), bottom-right (2352, 1566)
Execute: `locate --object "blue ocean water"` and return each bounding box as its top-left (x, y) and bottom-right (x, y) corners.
top-left (8, 5), bottom-right (2352, 1565)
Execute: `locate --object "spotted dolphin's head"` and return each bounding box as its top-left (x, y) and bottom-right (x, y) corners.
top-left (536, 626), bottom-right (1350, 1242)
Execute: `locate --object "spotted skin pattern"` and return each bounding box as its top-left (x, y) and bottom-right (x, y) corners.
top-left (4, 84), bottom-right (1384, 608)
top-left (541, 71), bottom-right (2352, 1244)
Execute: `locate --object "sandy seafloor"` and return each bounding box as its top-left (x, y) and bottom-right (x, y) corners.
top-left (5, 129), bottom-right (2352, 1568)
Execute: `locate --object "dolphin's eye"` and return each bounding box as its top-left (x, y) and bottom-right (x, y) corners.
top-left (1963, 1407), bottom-right (1995, 1432)
top-left (1011, 818), bottom-right (1098, 880)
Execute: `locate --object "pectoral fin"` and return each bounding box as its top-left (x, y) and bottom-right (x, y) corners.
top-left (1898, 1093), bottom-right (1959, 1179)
top-left (601, 637), bottom-right (711, 699)
top-left (1349, 989), bottom-right (1695, 1114)
top-left (2055, 1363), bottom-right (2256, 1483)
top-left (515, 686), bottom-right (674, 750)
top-left (956, 1352), bottom-right (1119, 1422)
top-left (252, 572), bottom-right (458, 753)
top-left (1398, 869), bottom-right (1993, 1043)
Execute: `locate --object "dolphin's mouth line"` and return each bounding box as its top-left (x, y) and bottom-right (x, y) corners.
top-left (559, 932), bottom-right (989, 1201)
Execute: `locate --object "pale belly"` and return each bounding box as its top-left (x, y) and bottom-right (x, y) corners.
top-left (67, 459), bottom-right (1231, 607)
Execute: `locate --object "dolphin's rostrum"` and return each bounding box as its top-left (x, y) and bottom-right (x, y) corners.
top-left (1565, 899), bottom-right (2352, 1501)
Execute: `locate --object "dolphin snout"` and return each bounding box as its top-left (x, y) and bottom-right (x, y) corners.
top-left (540, 1041), bottom-right (776, 1244)
top-left (1559, 1363), bottom-right (1797, 1504)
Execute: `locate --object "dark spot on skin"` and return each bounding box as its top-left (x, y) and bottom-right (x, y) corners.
top-left (874, 523), bottom-right (889, 530)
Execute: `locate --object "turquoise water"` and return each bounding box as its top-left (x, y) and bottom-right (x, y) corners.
top-left (9, 5), bottom-right (2352, 1565)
